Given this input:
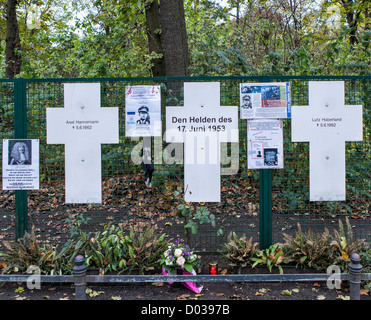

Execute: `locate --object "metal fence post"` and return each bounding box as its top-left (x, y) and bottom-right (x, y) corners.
top-left (259, 169), bottom-right (272, 249)
top-left (73, 255), bottom-right (87, 300)
top-left (14, 78), bottom-right (28, 239)
top-left (348, 253), bottom-right (363, 300)
top-left (258, 76), bottom-right (273, 250)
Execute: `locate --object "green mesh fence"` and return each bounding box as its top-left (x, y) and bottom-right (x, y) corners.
top-left (0, 76), bottom-right (370, 253)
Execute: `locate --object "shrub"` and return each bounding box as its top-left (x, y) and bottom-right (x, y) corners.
top-left (252, 244), bottom-right (289, 274)
top-left (0, 227), bottom-right (42, 273)
top-left (282, 224), bottom-right (335, 270)
top-left (126, 226), bottom-right (168, 274)
top-left (219, 232), bottom-right (258, 273)
top-left (330, 217), bottom-right (366, 271)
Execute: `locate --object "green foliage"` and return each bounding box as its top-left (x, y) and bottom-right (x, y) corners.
top-left (219, 232), bottom-right (258, 273)
top-left (1, 221), bottom-right (167, 276)
top-left (330, 217), bottom-right (366, 270)
top-left (64, 212), bottom-right (91, 246)
top-left (38, 230), bottom-right (92, 275)
top-left (172, 186), bottom-right (223, 246)
top-left (0, 227), bottom-right (43, 273)
top-left (282, 218), bottom-right (367, 271)
top-left (282, 224), bottom-right (335, 270)
top-left (125, 226), bottom-right (168, 275)
top-left (252, 244), bottom-right (289, 274)
top-left (88, 224), bottom-right (130, 274)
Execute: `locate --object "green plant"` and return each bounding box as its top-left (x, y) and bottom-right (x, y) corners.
top-left (252, 244), bottom-right (289, 274)
top-left (282, 224), bottom-right (335, 270)
top-left (39, 230), bottom-right (95, 275)
top-left (0, 227), bottom-right (43, 274)
top-left (172, 186), bottom-right (223, 246)
top-left (64, 212), bottom-right (91, 246)
top-left (330, 217), bottom-right (366, 271)
top-left (359, 248), bottom-right (371, 291)
top-left (219, 232), bottom-right (258, 273)
top-left (88, 224), bottom-right (129, 274)
top-left (126, 226), bottom-right (168, 275)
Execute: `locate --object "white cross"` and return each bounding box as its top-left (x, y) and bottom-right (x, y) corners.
top-left (166, 82), bottom-right (238, 202)
top-left (291, 81), bottom-right (363, 201)
top-left (47, 83), bottom-right (119, 203)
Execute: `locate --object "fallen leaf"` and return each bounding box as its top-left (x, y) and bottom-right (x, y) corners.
top-left (111, 296), bottom-right (122, 300)
top-left (15, 287), bottom-right (24, 293)
top-left (258, 288), bottom-right (271, 294)
top-left (360, 287), bottom-right (369, 296)
top-left (216, 293), bottom-right (224, 296)
top-left (151, 282), bottom-right (164, 287)
top-left (281, 289), bottom-right (292, 296)
top-left (313, 282), bottom-right (321, 287)
top-left (292, 288), bottom-right (300, 293)
top-left (176, 294), bottom-right (190, 300)
top-left (337, 295), bottom-right (350, 300)
top-left (316, 295), bottom-right (326, 300)
top-left (43, 295), bottom-right (50, 299)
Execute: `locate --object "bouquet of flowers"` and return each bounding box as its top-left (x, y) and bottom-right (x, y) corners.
top-left (161, 240), bottom-right (198, 274)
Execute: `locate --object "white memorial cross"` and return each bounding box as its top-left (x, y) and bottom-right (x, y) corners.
top-left (47, 83), bottom-right (119, 203)
top-left (291, 81), bottom-right (363, 201)
top-left (166, 82), bottom-right (238, 202)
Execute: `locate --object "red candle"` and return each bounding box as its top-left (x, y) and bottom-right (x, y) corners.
top-left (209, 262), bottom-right (218, 275)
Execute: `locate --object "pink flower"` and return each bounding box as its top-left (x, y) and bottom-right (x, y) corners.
top-left (176, 256), bottom-right (185, 266)
top-left (174, 248), bottom-right (183, 257)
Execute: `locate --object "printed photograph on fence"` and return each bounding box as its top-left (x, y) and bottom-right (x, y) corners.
top-left (240, 83), bottom-right (291, 119)
top-left (2, 139), bottom-right (40, 190)
top-left (125, 85), bottom-right (161, 137)
top-left (247, 119), bottom-right (284, 169)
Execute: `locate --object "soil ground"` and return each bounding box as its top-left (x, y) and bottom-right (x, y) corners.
top-left (1, 264), bottom-right (370, 301)
top-left (0, 276), bottom-right (370, 319)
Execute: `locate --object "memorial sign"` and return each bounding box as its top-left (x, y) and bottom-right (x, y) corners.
top-left (166, 82), bottom-right (238, 202)
top-left (47, 83), bottom-right (119, 203)
top-left (291, 81), bottom-right (363, 201)
top-left (247, 119), bottom-right (284, 169)
top-left (2, 139), bottom-right (39, 190)
top-left (125, 85), bottom-right (161, 137)
top-left (240, 82), bottom-right (291, 119)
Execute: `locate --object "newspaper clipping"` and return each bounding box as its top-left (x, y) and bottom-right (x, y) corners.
top-left (240, 82), bottom-right (291, 119)
top-left (125, 85), bottom-right (161, 137)
top-left (247, 119), bottom-right (284, 169)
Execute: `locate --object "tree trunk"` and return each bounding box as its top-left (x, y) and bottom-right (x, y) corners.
top-left (159, 0), bottom-right (190, 77)
top-left (5, 0), bottom-right (22, 78)
top-left (145, 0), bottom-right (166, 77)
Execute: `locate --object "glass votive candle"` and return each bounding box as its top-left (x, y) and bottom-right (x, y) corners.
top-left (209, 262), bottom-right (218, 275)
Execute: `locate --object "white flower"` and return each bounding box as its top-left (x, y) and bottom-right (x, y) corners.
top-left (176, 256), bottom-right (185, 266)
top-left (174, 248), bottom-right (183, 258)
top-left (164, 250), bottom-right (169, 257)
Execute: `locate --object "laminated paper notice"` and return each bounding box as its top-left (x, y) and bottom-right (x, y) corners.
top-left (247, 119), bottom-right (283, 169)
top-left (240, 83), bottom-right (291, 119)
top-left (2, 139), bottom-right (40, 190)
top-left (125, 85), bottom-right (161, 137)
